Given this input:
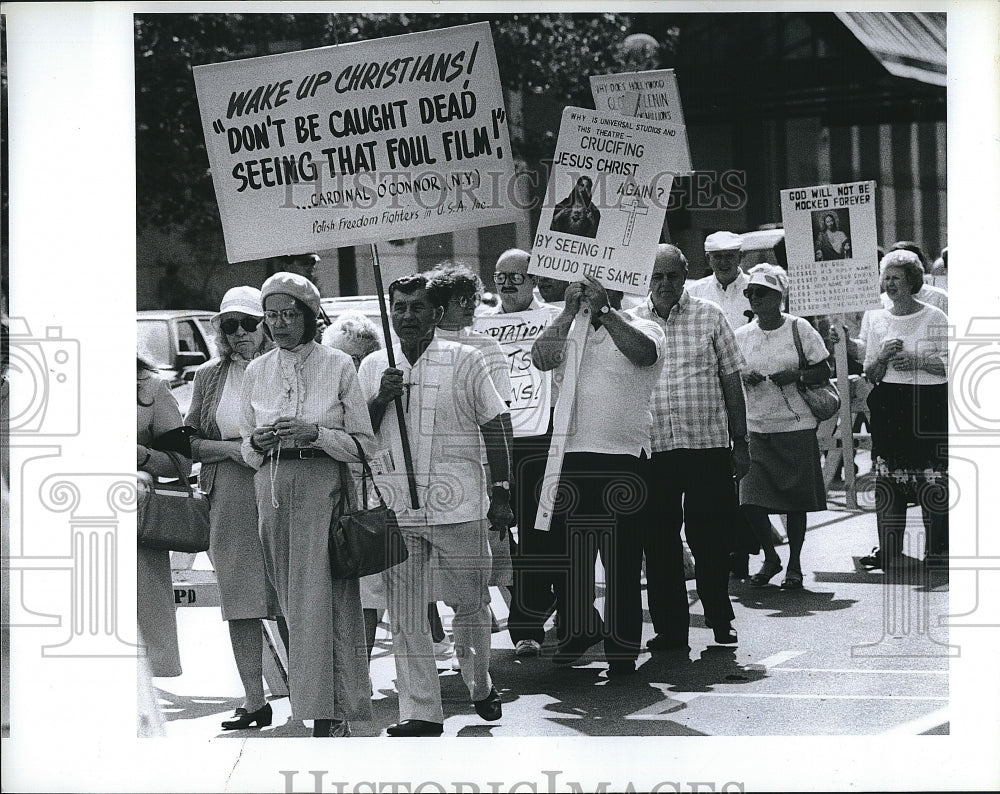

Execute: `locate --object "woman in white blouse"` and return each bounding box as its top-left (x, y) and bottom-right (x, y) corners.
top-left (241, 272), bottom-right (376, 738)
top-left (859, 250), bottom-right (948, 569)
top-left (186, 286), bottom-right (282, 731)
top-left (735, 264), bottom-right (831, 591)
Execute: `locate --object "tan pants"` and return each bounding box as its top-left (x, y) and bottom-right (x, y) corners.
top-left (386, 519), bottom-right (494, 723)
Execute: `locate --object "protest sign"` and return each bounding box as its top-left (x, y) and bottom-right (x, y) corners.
top-left (529, 107), bottom-right (684, 296)
top-left (473, 309), bottom-right (554, 438)
top-left (780, 180), bottom-right (881, 315)
top-left (590, 69), bottom-right (693, 173)
top-left (192, 22), bottom-right (517, 263)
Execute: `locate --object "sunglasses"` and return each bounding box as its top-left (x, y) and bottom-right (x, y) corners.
top-left (220, 316), bottom-right (262, 334)
top-left (743, 287), bottom-right (778, 299)
top-left (493, 272), bottom-right (526, 286)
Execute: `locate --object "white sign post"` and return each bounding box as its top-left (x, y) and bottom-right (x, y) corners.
top-left (193, 22), bottom-right (517, 262)
top-left (780, 179), bottom-right (881, 509)
top-left (528, 107), bottom-right (687, 296)
top-left (590, 69), bottom-right (693, 173)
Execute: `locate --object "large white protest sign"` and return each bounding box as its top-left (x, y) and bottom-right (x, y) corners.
top-left (473, 309), bottom-right (553, 438)
top-left (193, 23), bottom-right (517, 263)
top-left (780, 180), bottom-right (882, 315)
top-left (529, 107), bottom-right (685, 296)
top-left (590, 69), bottom-right (693, 173)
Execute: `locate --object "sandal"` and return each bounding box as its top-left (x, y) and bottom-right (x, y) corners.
top-left (749, 559), bottom-right (783, 588)
top-left (780, 572), bottom-right (804, 590)
top-left (859, 547), bottom-right (883, 569)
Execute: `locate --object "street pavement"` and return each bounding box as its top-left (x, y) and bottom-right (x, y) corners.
top-left (156, 482), bottom-right (950, 739)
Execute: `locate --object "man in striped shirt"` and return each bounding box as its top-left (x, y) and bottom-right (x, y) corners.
top-left (629, 244), bottom-right (750, 649)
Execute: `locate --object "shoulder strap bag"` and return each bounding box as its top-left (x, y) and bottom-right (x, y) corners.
top-left (137, 451), bottom-right (211, 553)
top-left (791, 318), bottom-right (841, 422)
top-left (329, 437), bottom-right (409, 579)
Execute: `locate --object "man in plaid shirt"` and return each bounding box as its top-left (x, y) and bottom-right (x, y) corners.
top-left (628, 244), bottom-right (750, 649)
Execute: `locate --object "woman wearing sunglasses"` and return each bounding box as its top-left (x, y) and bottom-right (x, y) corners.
top-left (185, 286), bottom-right (284, 731)
top-left (734, 264), bottom-right (831, 590)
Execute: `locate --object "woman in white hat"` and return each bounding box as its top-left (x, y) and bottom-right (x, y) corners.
top-left (734, 264), bottom-right (831, 590)
top-left (186, 286), bottom-right (282, 731)
top-left (240, 272), bottom-right (375, 737)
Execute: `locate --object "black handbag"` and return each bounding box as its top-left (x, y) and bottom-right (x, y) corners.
top-left (328, 437), bottom-right (408, 580)
top-left (791, 318), bottom-right (841, 422)
top-left (137, 451), bottom-right (211, 553)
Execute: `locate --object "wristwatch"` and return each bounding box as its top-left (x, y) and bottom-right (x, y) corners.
top-left (491, 480), bottom-right (511, 491)
top-left (598, 303), bottom-right (611, 316)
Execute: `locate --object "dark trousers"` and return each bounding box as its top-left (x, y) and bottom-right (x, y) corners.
top-left (507, 422), bottom-right (558, 644)
top-left (550, 453), bottom-right (646, 662)
top-left (876, 475), bottom-right (949, 557)
top-left (643, 448), bottom-right (736, 641)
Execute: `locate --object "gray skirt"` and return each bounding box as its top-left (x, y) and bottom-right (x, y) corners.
top-left (740, 428), bottom-right (826, 513)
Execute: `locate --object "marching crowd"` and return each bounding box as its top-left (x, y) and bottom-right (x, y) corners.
top-left (136, 231), bottom-right (949, 737)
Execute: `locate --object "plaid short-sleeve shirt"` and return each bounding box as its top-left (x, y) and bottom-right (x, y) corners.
top-left (628, 291), bottom-right (746, 452)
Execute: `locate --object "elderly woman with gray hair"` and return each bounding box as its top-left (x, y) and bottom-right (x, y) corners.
top-left (735, 264), bottom-right (832, 590)
top-left (186, 286), bottom-right (284, 731)
top-left (858, 250), bottom-right (948, 569)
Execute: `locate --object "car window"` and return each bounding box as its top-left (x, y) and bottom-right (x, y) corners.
top-left (136, 320), bottom-right (172, 367)
top-left (194, 317), bottom-right (219, 357)
top-left (176, 319), bottom-right (209, 357)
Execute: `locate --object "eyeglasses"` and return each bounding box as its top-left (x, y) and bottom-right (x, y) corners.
top-left (743, 287), bottom-right (778, 299)
top-left (263, 309), bottom-right (303, 324)
top-left (220, 316), bottom-right (262, 335)
top-left (451, 293), bottom-right (481, 308)
top-left (493, 272), bottom-right (526, 286)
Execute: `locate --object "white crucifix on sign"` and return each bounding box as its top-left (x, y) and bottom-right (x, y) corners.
top-left (619, 196), bottom-right (649, 246)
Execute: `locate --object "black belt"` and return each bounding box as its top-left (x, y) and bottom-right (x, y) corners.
top-left (272, 448), bottom-right (332, 460)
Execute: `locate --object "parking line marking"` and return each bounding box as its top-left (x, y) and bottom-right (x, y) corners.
top-left (881, 707), bottom-right (950, 734)
top-left (755, 650), bottom-right (806, 668)
top-left (765, 667), bottom-right (948, 675)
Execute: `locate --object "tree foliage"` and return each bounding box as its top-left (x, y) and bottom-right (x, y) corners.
top-left (134, 12), bottom-right (662, 234)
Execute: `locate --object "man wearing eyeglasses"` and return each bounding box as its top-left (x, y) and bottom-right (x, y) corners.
top-left (687, 231), bottom-right (753, 331)
top-left (630, 244), bottom-right (749, 652)
top-left (477, 249), bottom-right (565, 658)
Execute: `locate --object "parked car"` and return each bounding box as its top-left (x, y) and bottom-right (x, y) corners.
top-left (137, 309), bottom-right (217, 415)
top-left (739, 226), bottom-right (786, 272)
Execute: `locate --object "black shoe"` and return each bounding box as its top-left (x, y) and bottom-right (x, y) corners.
top-left (221, 702), bottom-right (272, 730)
top-left (646, 635), bottom-right (690, 653)
top-left (473, 686), bottom-right (502, 721)
top-left (607, 660), bottom-right (636, 676)
top-left (859, 547), bottom-right (884, 569)
top-left (551, 635), bottom-right (602, 666)
top-left (312, 718), bottom-right (351, 737)
top-left (386, 719), bottom-right (444, 737)
top-left (711, 623), bottom-right (738, 645)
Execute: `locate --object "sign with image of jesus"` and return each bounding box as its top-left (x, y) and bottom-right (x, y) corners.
top-left (589, 69), bottom-right (693, 173)
top-left (528, 107), bottom-right (684, 296)
top-left (780, 180), bottom-right (882, 315)
top-left (192, 22), bottom-right (517, 263)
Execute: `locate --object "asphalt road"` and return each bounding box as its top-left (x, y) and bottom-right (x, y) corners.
top-left (157, 485), bottom-right (950, 739)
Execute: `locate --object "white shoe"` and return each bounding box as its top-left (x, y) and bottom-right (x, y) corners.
top-left (433, 639), bottom-right (454, 662)
top-left (514, 639), bottom-right (542, 657)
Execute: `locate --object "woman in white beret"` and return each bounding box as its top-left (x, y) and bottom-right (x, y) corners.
top-left (240, 272), bottom-right (375, 737)
top-left (735, 264), bottom-right (831, 590)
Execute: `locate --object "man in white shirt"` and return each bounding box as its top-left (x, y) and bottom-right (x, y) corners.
top-left (532, 276), bottom-right (666, 675)
top-left (358, 274), bottom-right (514, 737)
top-left (687, 230), bottom-right (752, 331)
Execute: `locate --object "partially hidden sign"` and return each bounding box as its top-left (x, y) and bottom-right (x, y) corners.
top-left (780, 180), bottom-right (881, 315)
top-left (589, 69), bottom-right (693, 173)
top-left (528, 107), bottom-right (684, 296)
top-left (473, 309), bottom-right (554, 438)
top-left (193, 22), bottom-right (517, 263)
